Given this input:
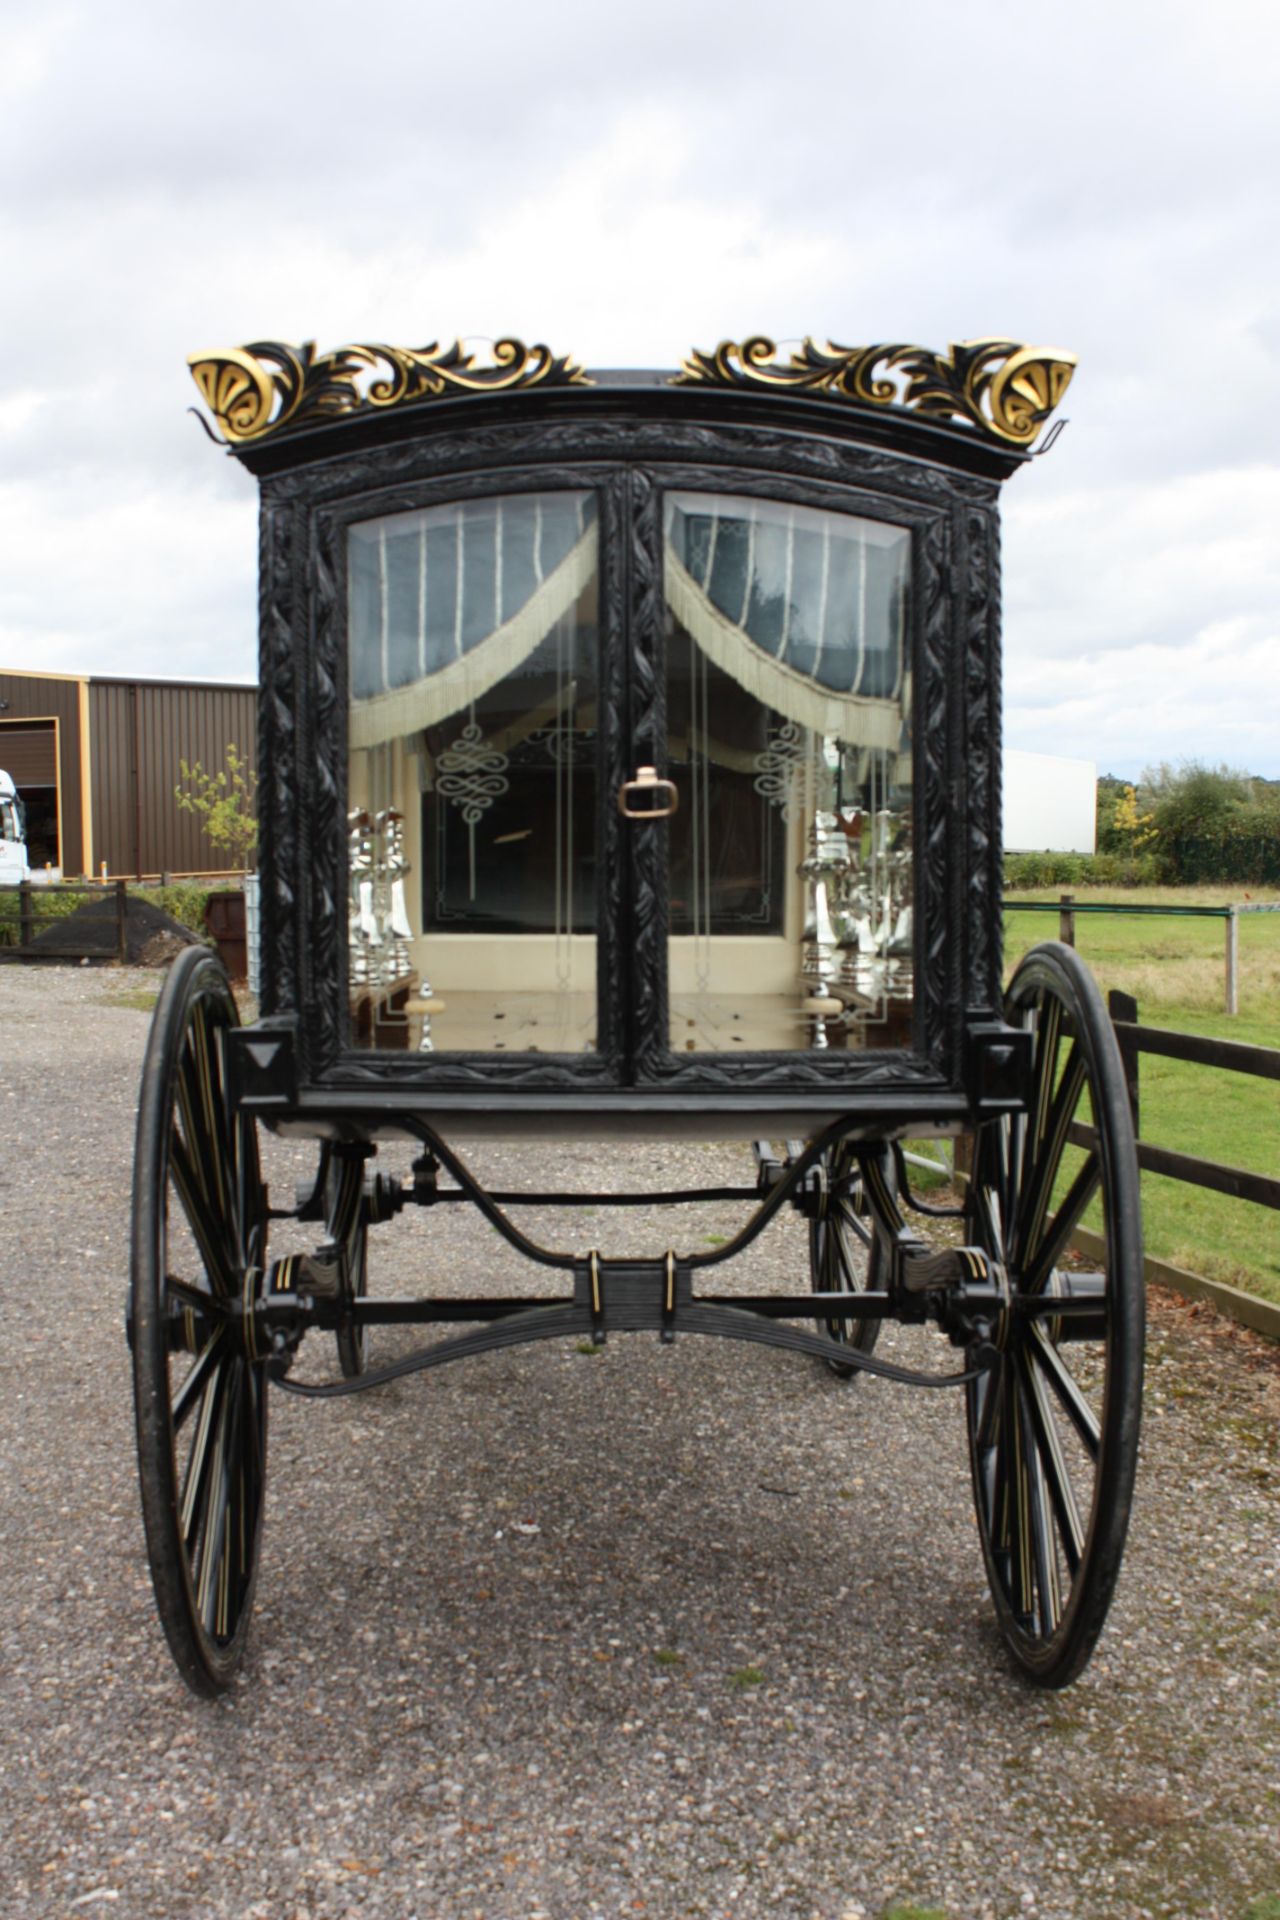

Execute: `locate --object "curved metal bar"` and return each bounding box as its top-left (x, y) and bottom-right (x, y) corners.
top-left (401, 1115), bottom-right (862, 1272)
top-left (271, 1293), bottom-right (986, 1400)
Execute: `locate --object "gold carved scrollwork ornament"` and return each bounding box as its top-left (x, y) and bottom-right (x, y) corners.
top-left (188, 338), bottom-right (593, 445)
top-left (979, 342), bottom-right (1077, 446)
top-left (188, 348), bottom-right (280, 445)
top-left (674, 336), bottom-right (1077, 449)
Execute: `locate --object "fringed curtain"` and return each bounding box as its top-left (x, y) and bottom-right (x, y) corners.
top-left (664, 493), bottom-right (910, 756)
top-left (348, 493), bottom-right (597, 752)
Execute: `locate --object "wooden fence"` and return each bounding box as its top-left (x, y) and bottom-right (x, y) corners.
top-left (1003, 895), bottom-right (1273, 1014)
top-left (0, 880), bottom-right (131, 962)
top-left (1092, 989), bottom-right (1280, 1339)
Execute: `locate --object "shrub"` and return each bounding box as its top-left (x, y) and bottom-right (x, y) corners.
top-left (174, 743), bottom-right (258, 868)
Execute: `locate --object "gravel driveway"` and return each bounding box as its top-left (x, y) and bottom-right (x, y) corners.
top-left (1, 963), bottom-right (1277, 1920)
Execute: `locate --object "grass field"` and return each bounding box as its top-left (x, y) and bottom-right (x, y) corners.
top-left (1002, 886), bottom-right (1280, 1307)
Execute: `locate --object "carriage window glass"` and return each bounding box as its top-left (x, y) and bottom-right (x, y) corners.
top-left (663, 491), bottom-right (912, 1054)
top-left (346, 491), bottom-right (599, 1054)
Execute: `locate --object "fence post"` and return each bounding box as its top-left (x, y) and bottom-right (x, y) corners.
top-left (18, 880), bottom-right (33, 950)
top-left (116, 880), bottom-right (129, 964)
top-left (1225, 906), bottom-right (1238, 1017)
top-left (1108, 988), bottom-right (1141, 1139)
top-left (1058, 892), bottom-right (1076, 946)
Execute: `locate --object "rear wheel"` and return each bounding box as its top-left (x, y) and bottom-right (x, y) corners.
top-left (327, 1146), bottom-right (370, 1379)
top-left (130, 948), bottom-right (268, 1694)
top-left (966, 942), bottom-right (1144, 1687)
top-left (808, 1142), bottom-right (886, 1378)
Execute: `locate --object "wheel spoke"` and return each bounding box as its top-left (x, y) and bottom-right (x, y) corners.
top-left (176, 1010), bottom-right (247, 1273)
top-left (1020, 1345), bottom-right (1085, 1576)
top-left (165, 1274), bottom-right (217, 1315)
top-left (1029, 1322), bottom-right (1101, 1459)
top-left (171, 1329), bottom-right (226, 1433)
top-left (180, 1353), bottom-right (228, 1553)
top-left (998, 1365), bottom-right (1036, 1627)
top-left (1013, 1043), bottom-right (1086, 1270)
top-left (169, 1128), bottom-right (237, 1295)
top-left (809, 1147), bottom-right (882, 1371)
top-left (1015, 1353), bottom-right (1065, 1633)
top-left (972, 1361), bottom-right (1002, 1452)
top-left (1029, 992), bottom-right (1064, 1161)
top-left (195, 1362), bottom-right (239, 1638)
top-left (830, 1212), bottom-right (861, 1291)
top-left (1022, 1153), bottom-right (1102, 1296)
top-left (832, 1195), bottom-right (871, 1250)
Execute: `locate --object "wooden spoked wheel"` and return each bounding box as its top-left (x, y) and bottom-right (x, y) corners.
top-left (966, 942), bottom-right (1144, 1688)
top-left (327, 1147), bottom-right (370, 1379)
top-left (808, 1142), bottom-right (886, 1378)
top-left (130, 948), bottom-right (268, 1694)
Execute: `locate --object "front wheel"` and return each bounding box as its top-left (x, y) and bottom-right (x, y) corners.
top-left (966, 942), bottom-right (1144, 1688)
top-left (130, 948), bottom-right (269, 1694)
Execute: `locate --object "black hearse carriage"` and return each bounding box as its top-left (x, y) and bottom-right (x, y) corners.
top-left (130, 333), bottom-right (1143, 1695)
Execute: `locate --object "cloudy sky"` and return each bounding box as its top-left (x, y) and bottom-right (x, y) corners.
top-left (3, 0), bottom-right (1277, 778)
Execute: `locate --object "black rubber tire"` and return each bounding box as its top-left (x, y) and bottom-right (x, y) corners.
top-left (808, 1141), bottom-right (885, 1378)
top-left (130, 947), bottom-right (268, 1694)
top-left (966, 942), bottom-right (1144, 1688)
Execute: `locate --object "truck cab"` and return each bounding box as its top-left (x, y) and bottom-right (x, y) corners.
top-left (0, 771), bottom-right (29, 885)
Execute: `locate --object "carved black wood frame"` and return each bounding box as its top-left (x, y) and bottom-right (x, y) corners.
top-left (253, 409), bottom-right (1004, 1099)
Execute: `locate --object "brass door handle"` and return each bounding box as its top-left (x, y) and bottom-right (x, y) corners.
top-left (617, 766), bottom-right (679, 819)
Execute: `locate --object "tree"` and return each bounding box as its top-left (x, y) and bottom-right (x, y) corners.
top-left (174, 743), bottom-right (258, 869)
top-left (1097, 774), bottom-right (1157, 855)
top-left (1139, 760), bottom-right (1251, 841)
top-left (1136, 760), bottom-right (1277, 884)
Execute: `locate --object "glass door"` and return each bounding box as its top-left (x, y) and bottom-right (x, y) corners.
top-left (345, 489), bottom-right (603, 1058)
top-left (662, 490), bottom-right (914, 1058)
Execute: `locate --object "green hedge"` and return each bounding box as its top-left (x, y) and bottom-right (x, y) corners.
top-left (1157, 830), bottom-right (1280, 887)
top-left (135, 883), bottom-right (225, 936)
top-left (1003, 851), bottom-right (1163, 890)
top-left (0, 881), bottom-right (233, 946)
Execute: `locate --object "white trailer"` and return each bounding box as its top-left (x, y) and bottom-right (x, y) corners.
top-left (1003, 749), bottom-right (1096, 854)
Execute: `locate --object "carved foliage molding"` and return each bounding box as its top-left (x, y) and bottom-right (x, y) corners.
top-left (190, 338), bottom-right (591, 445)
top-left (918, 513), bottom-right (954, 1073)
top-left (257, 493), bottom-right (299, 1018)
top-left (675, 337), bottom-right (1075, 449)
top-left (964, 506), bottom-right (1003, 1014)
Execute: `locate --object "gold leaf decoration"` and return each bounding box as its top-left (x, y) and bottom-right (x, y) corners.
top-left (673, 336), bottom-right (1077, 447)
top-left (188, 338), bottom-right (593, 445)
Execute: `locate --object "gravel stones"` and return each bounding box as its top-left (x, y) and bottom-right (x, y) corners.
top-left (0, 963), bottom-right (1277, 1919)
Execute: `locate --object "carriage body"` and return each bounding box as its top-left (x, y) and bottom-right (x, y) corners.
top-left (129, 335), bottom-right (1143, 1700)
top-left (206, 339), bottom-right (1058, 1146)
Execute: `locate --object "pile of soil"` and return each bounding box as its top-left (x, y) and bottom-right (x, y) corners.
top-left (27, 894), bottom-right (204, 966)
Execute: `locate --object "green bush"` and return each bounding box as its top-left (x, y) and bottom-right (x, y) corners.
top-left (0, 884), bottom-right (96, 945)
top-left (1003, 851), bottom-right (1161, 890)
top-left (1137, 761), bottom-right (1280, 885)
top-left (135, 883), bottom-right (222, 937)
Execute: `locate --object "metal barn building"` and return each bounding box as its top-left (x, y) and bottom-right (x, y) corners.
top-left (0, 669), bottom-right (257, 878)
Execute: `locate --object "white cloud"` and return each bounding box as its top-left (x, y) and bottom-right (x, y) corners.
top-left (1, 0), bottom-right (1278, 772)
